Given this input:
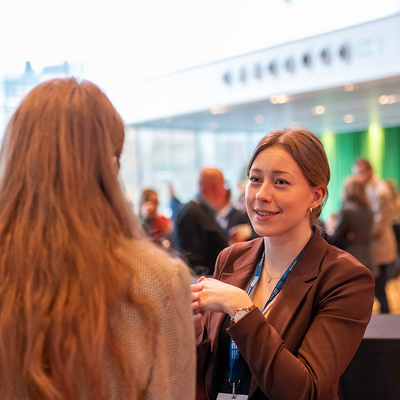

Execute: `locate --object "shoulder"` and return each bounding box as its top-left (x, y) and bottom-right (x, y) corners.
top-left (177, 200), bottom-right (207, 220)
top-left (341, 201), bottom-right (357, 212)
top-left (372, 177), bottom-right (391, 197)
top-left (298, 229), bottom-right (373, 282)
top-left (228, 207), bottom-right (250, 223)
top-left (122, 240), bottom-right (192, 300)
top-left (220, 237), bottom-right (262, 256)
top-left (318, 244), bottom-right (374, 285)
top-left (216, 238), bottom-right (263, 272)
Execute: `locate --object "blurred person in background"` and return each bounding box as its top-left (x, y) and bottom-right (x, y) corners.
top-left (216, 188), bottom-right (259, 245)
top-left (139, 188), bottom-right (173, 249)
top-left (353, 158), bottom-right (397, 313)
top-left (386, 179), bottom-right (400, 279)
top-left (192, 128), bottom-right (374, 400)
top-left (330, 176), bottom-right (376, 277)
top-left (172, 168), bottom-right (229, 276)
top-left (0, 78), bottom-right (195, 400)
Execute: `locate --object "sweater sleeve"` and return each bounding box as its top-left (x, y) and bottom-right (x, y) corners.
top-left (146, 259), bottom-right (196, 400)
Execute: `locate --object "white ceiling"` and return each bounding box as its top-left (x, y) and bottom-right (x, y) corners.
top-left (133, 75), bottom-right (400, 134)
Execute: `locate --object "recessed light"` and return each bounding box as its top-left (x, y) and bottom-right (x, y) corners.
top-left (344, 114), bottom-right (354, 123)
top-left (255, 114), bottom-right (264, 124)
top-left (210, 121), bottom-right (219, 130)
top-left (312, 105), bottom-right (325, 115)
top-left (270, 94), bottom-right (288, 104)
top-left (345, 84), bottom-right (356, 92)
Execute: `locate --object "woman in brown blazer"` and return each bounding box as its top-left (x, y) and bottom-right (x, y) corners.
top-left (192, 128), bottom-right (375, 400)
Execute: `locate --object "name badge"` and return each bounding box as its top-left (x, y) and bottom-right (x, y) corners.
top-left (217, 394), bottom-right (248, 400)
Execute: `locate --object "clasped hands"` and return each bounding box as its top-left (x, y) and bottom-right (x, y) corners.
top-left (191, 276), bottom-right (253, 342)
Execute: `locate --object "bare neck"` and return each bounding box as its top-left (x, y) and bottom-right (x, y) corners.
top-left (263, 226), bottom-right (313, 275)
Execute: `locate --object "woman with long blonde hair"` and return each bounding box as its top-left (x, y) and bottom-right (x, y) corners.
top-left (0, 78), bottom-right (195, 400)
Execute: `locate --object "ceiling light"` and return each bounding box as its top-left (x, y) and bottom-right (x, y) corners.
top-left (312, 105), bottom-right (325, 115)
top-left (255, 114), bottom-right (264, 124)
top-left (345, 84), bottom-right (356, 92)
top-left (270, 94), bottom-right (288, 104)
top-left (210, 106), bottom-right (228, 115)
top-left (344, 114), bottom-right (354, 123)
top-left (210, 121), bottom-right (219, 130)
top-left (379, 94), bottom-right (400, 105)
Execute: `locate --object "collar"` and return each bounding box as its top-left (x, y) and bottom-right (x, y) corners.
top-left (195, 194), bottom-right (217, 217)
top-left (216, 201), bottom-right (233, 219)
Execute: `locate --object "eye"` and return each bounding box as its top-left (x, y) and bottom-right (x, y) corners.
top-left (249, 175), bottom-right (261, 183)
top-left (275, 178), bottom-right (288, 185)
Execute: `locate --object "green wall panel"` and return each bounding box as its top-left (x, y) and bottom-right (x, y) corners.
top-left (382, 126), bottom-right (400, 184)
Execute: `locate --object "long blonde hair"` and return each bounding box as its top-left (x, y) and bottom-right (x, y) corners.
top-left (0, 78), bottom-right (155, 400)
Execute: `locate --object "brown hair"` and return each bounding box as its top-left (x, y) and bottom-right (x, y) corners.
top-left (343, 176), bottom-right (369, 205)
top-left (246, 127), bottom-right (330, 225)
top-left (0, 78), bottom-right (155, 400)
top-left (353, 158), bottom-right (372, 171)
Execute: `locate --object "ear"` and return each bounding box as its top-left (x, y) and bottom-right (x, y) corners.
top-left (310, 185), bottom-right (326, 209)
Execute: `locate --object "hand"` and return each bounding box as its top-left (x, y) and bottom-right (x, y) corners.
top-left (191, 277), bottom-right (207, 343)
top-left (192, 276), bottom-right (253, 317)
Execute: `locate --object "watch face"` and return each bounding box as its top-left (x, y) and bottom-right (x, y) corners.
top-left (234, 309), bottom-right (248, 323)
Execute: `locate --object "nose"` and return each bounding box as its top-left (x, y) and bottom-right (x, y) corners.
top-left (255, 182), bottom-right (272, 202)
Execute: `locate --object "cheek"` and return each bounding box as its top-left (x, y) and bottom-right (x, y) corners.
top-left (244, 186), bottom-right (253, 209)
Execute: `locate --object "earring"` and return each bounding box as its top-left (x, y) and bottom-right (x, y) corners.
top-left (309, 208), bottom-right (313, 214)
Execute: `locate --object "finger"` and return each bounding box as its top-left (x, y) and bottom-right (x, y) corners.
top-left (193, 312), bottom-right (203, 321)
top-left (197, 276), bottom-right (207, 283)
top-left (191, 283), bottom-right (202, 292)
top-left (191, 291), bottom-right (200, 301)
top-left (192, 300), bottom-right (200, 310)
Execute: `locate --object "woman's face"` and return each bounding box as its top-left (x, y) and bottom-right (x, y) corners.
top-left (245, 146), bottom-right (323, 240)
top-left (141, 193), bottom-right (158, 220)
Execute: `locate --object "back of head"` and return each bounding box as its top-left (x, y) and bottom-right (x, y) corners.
top-left (246, 127), bottom-right (330, 225)
top-left (0, 78), bottom-right (149, 400)
top-left (198, 167), bottom-right (227, 210)
top-left (343, 176), bottom-right (369, 205)
top-left (0, 77), bottom-right (136, 240)
top-left (354, 158), bottom-right (372, 172)
top-left (352, 158), bottom-right (373, 183)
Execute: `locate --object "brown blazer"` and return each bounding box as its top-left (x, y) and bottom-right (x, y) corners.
top-left (197, 229), bottom-right (375, 400)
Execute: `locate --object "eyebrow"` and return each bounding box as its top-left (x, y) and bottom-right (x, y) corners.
top-left (250, 167), bottom-right (294, 178)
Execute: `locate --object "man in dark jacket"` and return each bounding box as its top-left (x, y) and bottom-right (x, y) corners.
top-left (172, 168), bottom-right (229, 276)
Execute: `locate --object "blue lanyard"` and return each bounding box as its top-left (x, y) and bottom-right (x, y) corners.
top-left (229, 235), bottom-right (312, 382)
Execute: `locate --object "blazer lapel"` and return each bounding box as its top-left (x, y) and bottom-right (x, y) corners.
top-left (248, 230), bottom-right (328, 398)
top-left (267, 230), bottom-right (328, 335)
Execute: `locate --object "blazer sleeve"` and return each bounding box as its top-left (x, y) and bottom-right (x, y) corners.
top-left (227, 258), bottom-right (375, 400)
top-left (146, 260), bottom-right (196, 400)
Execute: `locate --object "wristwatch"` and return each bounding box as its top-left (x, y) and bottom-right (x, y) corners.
top-left (230, 304), bottom-right (257, 326)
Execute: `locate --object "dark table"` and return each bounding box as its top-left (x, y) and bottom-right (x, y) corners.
top-left (338, 314), bottom-right (400, 400)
